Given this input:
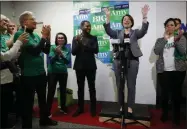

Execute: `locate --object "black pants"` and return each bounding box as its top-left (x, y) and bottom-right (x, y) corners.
top-left (12, 76), bottom-right (22, 117)
top-left (46, 73), bottom-right (68, 115)
top-left (158, 71), bottom-right (186, 119)
top-left (75, 70), bottom-right (96, 111)
top-left (0, 83), bottom-right (13, 128)
top-left (20, 73), bottom-right (48, 128)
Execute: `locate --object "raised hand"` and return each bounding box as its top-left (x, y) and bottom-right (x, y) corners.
top-left (103, 7), bottom-right (110, 17)
top-left (142, 4), bottom-right (150, 17)
top-left (103, 7), bottom-right (110, 23)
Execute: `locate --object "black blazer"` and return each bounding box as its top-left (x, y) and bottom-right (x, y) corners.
top-left (72, 35), bottom-right (99, 70)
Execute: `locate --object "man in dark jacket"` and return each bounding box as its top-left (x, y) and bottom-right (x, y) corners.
top-left (72, 20), bottom-right (99, 117)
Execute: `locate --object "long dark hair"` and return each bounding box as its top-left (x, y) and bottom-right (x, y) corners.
top-left (55, 32), bottom-right (67, 46)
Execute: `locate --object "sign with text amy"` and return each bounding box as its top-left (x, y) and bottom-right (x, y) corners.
top-left (73, 1), bottom-right (129, 64)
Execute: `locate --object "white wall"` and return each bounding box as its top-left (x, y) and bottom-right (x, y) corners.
top-left (129, 2), bottom-right (157, 104)
top-left (1, 1), bottom-right (16, 22)
top-left (1, 1), bottom-right (186, 105)
top-left (156, 2), bottom-right (186, 38)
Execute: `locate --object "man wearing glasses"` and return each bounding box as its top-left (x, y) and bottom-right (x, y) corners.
top-left (13, 11), bottom-right (57, 128)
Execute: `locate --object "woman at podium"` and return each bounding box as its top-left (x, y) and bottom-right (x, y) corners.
top-left (103, 5), bottom-right (150, 116)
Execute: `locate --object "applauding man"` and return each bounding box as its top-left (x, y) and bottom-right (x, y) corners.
top-left (13, 11), bottom-right (57, 128)
top-left (72, 20), bottom-right (99, 117)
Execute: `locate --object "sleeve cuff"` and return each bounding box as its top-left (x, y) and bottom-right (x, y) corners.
top-left (14, 40), bottom-right (23, 46)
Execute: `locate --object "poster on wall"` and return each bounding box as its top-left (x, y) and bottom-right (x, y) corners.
top-left (73, 1), bottom-right (129, 66)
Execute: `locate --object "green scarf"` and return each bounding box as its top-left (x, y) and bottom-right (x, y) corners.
top-left (174, 48), bottom-right (186, 60)
top-left (174, 30), bottom-right (186, 60)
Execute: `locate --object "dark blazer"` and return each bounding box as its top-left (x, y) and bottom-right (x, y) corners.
top-left (103, 22), bottom-right (149, 58)
top-left (72, 34), bottom-right (99, 70)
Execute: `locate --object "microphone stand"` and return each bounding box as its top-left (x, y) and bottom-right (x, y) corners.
top-left (111, 42), bottom-right (150, 129)
top-left (107, 29), bottom-right (150, 128)
top-left (119, 43), bottom-right (128, 129)
top-left (112, 40), bottom-right (128, 129)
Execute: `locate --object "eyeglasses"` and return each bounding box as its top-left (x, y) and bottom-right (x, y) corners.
top-left (58, 37), bottom-right (64, 39)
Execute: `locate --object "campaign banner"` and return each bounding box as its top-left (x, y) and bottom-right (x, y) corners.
top-left (96, 51), bottom-right (113, 64)
top-left (73, 1), bottom-right (129, 64)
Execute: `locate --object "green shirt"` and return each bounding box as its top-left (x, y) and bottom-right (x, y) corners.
top-left (48, 45), bottom-right (70, 73)
top-left (13, 28), bottom-right (45, 76)
top-left (1, 33), bottom-right (11, 52)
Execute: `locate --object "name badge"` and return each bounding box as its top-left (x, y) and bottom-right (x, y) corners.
top-left (124, 38), bottom-right (130, 43)
top-left (110, 39), bottom-right (120, 45)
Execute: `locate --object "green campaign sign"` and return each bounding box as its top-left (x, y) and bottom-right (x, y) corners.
top-left (98, 37), bottom-right (110, 52)
top-left (73, 1), bottom-right (129, 64)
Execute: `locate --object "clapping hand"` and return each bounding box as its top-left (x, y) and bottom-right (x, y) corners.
top-left (55, 45), bottom-right (63, 56)
top-left (174, 30), bottom-right (184, 42)
top-left (41, 25), bottom-right (51, 39)
top-left (164, 29), bottom-right (169, 40)
top-left (75, 34), bottom-right (83, 44)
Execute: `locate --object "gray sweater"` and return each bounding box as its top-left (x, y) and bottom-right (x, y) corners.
top-left (154, 35), bottom-right (186, 73)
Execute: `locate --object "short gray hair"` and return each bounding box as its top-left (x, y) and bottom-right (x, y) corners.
top-left (0, 14), bottom-right (8, 21)
top-left (19, 11), bottom-right (33, 26)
